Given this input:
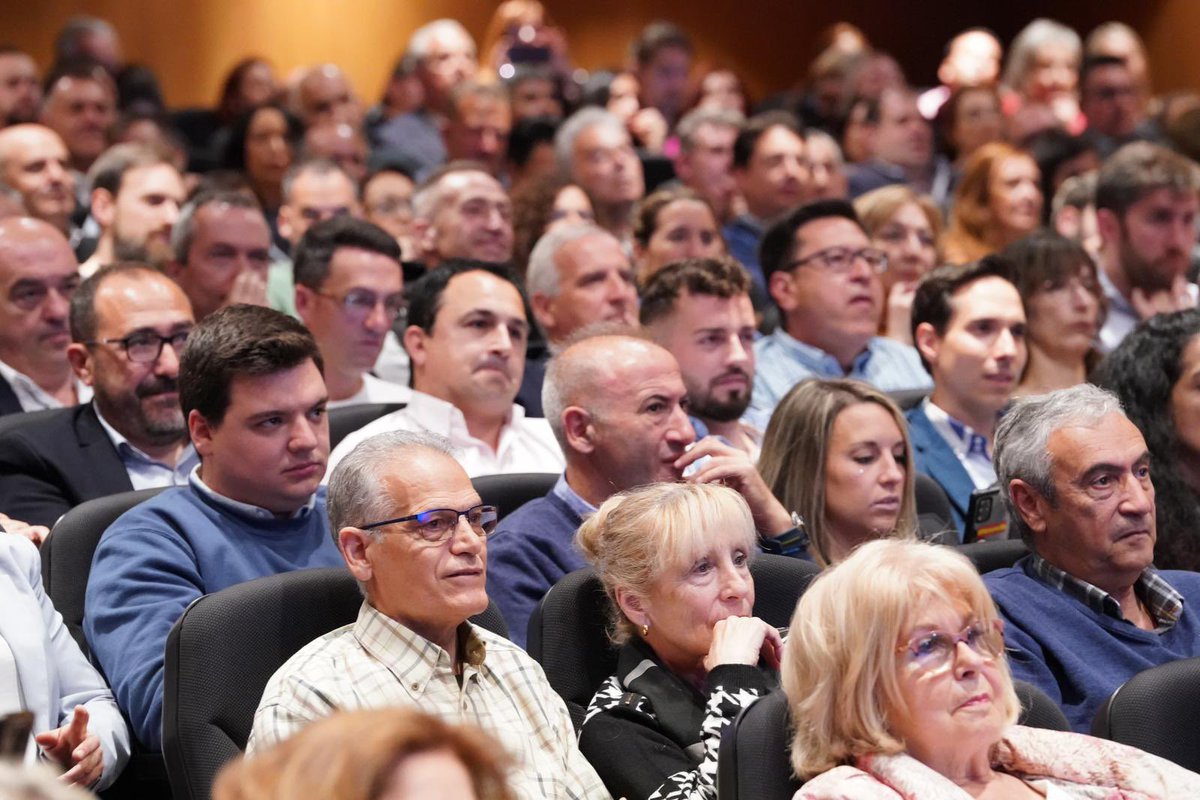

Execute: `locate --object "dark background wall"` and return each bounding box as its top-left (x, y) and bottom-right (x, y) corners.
top-left (2, 0), bottom-right (1192, 108)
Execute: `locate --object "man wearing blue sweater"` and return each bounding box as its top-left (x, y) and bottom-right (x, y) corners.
top-left (985, 384), bottom-right (1200, 732)
top-left (85, 305), bottom-right (343, 750)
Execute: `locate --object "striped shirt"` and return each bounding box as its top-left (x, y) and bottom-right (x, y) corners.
top-left (1029, 554), bottom-right (1183, 634)
top-left (248, 602), bottom-right (609, 800)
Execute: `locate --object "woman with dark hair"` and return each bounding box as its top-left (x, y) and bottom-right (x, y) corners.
top-left (1095, 309), bottom-right (1200, 571)
top-left (216, 58), bottom-right (279, 125)
top-left (935, 85), bottom-right (1003, 168)
top-left (510, 174), bottom-right (594, 277)
top-left (1027, 128), bottom-right (1099, 224)
top-left (632, 187), bottom-right (725, 284)
top-left (223, 103), bottom-right (302, 218)
top-left (1002, 231), bottom-right (1105, 396)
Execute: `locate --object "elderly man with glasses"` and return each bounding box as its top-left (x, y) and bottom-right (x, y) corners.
top-left (0, 261), bottom-right (196, 528)
top-left (293, 216), bottom-right (411, 408)
top-left (248, 430), bottom-right (607, 800)
top-left (749, 199), bottom-right (931, 419)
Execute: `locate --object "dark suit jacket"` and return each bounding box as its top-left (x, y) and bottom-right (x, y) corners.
top-left (0, 375), bottom-right (22, 416)
top-left (0, 403), bottom-right (133, 528)
top-left (906, 404), bottom-right (975, 539)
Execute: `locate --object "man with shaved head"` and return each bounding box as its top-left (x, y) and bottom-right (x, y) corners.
top-left (411, 162), bottom-right (513, 268)
top-left (0, 125), bottom-right (76, 234)
top-left (487, 333), bottom-right (797, 644)
top-left (292, 64), bottom-right (362, 129)
top-left (0, 217), bottom-right (87, 415)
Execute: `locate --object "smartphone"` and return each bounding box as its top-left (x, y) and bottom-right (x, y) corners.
top-left (963, 485), bottom-right (1008, 543)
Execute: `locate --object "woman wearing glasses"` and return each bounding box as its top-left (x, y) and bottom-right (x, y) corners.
top-left (784, 539), bottom-right (1200, 797)
top-left (576, 482), bottom-right (782, 800)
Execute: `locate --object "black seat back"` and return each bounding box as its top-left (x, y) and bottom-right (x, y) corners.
top-left (327, 402), bottom-right (406, 449)
top-left (954, 538), bottom-right (1029, 574)
top-left (471, 473), bottom-right (558, 522)
top-left (1090, 656), bottom-right (1200, 772)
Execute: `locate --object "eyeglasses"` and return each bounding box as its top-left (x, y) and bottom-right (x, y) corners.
top-left (317, 289), bottom-right (406, 322)
top-left (358, 504), bottom-right (500, 543)
top-left (87, 329), bottom-right (191, 363)
top-left (896, 619), bottom-right (1004, 674)
top-left (788, 246), bottom-right (888, 275)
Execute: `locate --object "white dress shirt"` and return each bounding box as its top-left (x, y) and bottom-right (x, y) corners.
top-left (326, 390), bottom-right (564, 478)
top-left (0, 360), bottom-right (92, 412)
top-left (327, 373), bottom-right (413, 410)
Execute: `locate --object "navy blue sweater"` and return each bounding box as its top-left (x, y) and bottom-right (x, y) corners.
top-left (985, 556), bottom-right (1200, 732)
top-left (84, 485), bottom-right (342, 749)
top-left (486, 490), bottom-right (584, 648)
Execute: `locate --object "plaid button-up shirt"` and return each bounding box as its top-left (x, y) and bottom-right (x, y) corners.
top-left (1029, 554), bottom-right (1183, 633)
top-left (248, 602), bottom-right (609, 800)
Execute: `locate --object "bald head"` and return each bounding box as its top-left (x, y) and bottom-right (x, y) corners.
top-left (544, 333), bottom-right (694, 494)
top-left (303, 122), bottom-right (367, 184)
top-left (295, 64), bottom-right (361, 128)
top-left (0, 125), bottom-right (76, 233)
top-left (0, 217), bottom-right (80, 375)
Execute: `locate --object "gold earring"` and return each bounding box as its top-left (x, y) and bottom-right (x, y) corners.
top-left (641, 623), bottom-right (649, 637)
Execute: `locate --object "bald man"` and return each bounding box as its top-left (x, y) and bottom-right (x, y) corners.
top-left (486, 333), bottom-right (796, 643)
top-left (0, 125), bottom-right (76, 234)
top-left (0, 217), bottom-right (87, 415)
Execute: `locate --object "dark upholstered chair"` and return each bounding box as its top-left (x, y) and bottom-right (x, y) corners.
top-left (471, 473), bottom-right (558, 522)
top-left (327, 402), bottom-right (406, 449)
top-left (954, 538), bottom-right (1030, 575)
top-left (526, 554), bottom-right (821, 729)
top-left (162, 567), bottom-right (507, 800)
top-left (1090, 656), bottom-right (1200, 772)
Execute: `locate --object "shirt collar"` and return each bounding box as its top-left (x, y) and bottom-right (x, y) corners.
top-left (1028, 553), bottom-right (1184, 632)
top-left (0, 358), bottom-right (91, 410)
top-left (552, 472), bottom-right (597, 519)
top-left (922, 399), bottom-right (993, 461)
top-left (353, 602), bottom-right (487, 694)
top-left (405, 390), bottom-right (520, 439)
top-left (187, 466), bottom-right (317, 520)
top-left (93, 403), bottom-right (196, 466)
top-left (769, 328), bottom-right (874, 375)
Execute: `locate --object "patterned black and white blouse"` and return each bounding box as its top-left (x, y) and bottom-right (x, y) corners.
top-left (578, 637), bottom-right (775, 800)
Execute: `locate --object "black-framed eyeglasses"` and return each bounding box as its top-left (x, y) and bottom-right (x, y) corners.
top-left (788, 246), bottom-right (888, 275)
top-left (358, 503), bottom-right (499, 543)
top-left (317, 289), bottom-right (405, 322)
top-left (87, 329), bottom-right (191, 363)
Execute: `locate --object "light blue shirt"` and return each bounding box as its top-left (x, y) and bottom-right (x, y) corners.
top-left (94, 406), bottom-right (198, 491)
top-left (551, 472), bottom-right (596, 520)
top-left (750, 328), bottom-right (931, 418)
top-left (188, 468), bottom-right (318, 520)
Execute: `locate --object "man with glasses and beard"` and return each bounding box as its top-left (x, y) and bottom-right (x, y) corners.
top-left (0, 262), bottom-right (196, 527)
top-left (641, 256), bottom-right (765, 458)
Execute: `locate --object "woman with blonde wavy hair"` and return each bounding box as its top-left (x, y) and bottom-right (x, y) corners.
top-left (942, 142), bottom-right (1043, 264)
top-left (576, 482), bottom-right (781, 800)
top-left (757, 379), bottom-right (918, 568)
top-left (784, 538), bottom-right (1200, 797)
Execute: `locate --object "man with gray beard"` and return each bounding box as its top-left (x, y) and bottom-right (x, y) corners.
top-left (0, 263), bottom-right (197, 527)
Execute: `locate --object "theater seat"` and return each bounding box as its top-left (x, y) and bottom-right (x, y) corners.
top-left (1090, 656), bottom-right (1200, 772)
top-left (527, 554), bottom-right (820, 729)
top-left (327, 402), bottom-right (406, 449)
top-left (162, 567), bottom-right (508, 800)
top-left (471, 472), bottom-right (558, 521)
top-left (717, 680), bottom-right (1068, 800)
top-left (954, 538), bottom-right (1029, 574)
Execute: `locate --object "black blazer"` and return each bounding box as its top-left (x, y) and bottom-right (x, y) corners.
top-left (0, 375), bottom-right (23, 417)
top-left (0, 403), bottom-right (134, 528)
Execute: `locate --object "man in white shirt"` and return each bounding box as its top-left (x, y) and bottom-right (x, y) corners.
top-left (328, 261), bottom-right (563, 477)
top-left (293, 216), bottom-right (410, 408)
top-left (0, 217), bottom-right (88, 416)
top-left (908, 258), bottom-right (1028, 538)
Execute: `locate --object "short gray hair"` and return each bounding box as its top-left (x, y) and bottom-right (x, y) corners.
top-left (994, 384), bottom-right (1125, 544)
top-left (804, 128), bottom-right (844, 165)
top-left (555, 107), bottom-right (626, 179)
top-left (326, 430), bottom-right (456, 543)
top-left (171, 190), bottom-right (262, 264)
top-left (281, 157), bottom-right (357, 204)
top-left (407, 19), bottom-right (475, 62)
top-left (526, 222), bottom-right (614, 299)
top-left (410, 161), bottom-right (491, 221)
top-left (675, 107), bottom-right (744, 153)
top-left (1003, 18), bottom-right (1082, 91)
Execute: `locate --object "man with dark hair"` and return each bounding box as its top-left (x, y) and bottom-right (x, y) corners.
top-left (443, 82), bottom-right (511, 178)
top-left (293, 216), bottom-right (410, 407)
top-left (641, 256), bottom-right (763, 455)
top-left (630, 21), bottom-right (693, 128)
top-left (506, 115), bottom-right (559, 193)
top-left (0, 46), bottom-right (41, 126)
top-left (39, 61), bottom-right (116, 174)
top-left (0, 124), bottom-right (76, 234)
top-left (0, 263), bottom-right (196, 527)
top-left (327, 261), bottom-right (562, 477)
top-left (78, 143), bottom-right (184, 275)
top-left (907, 259), bottom-right (1027, 536)
top-left (85, 304), bottom-right (342, 750)
top-left (1094, 142), bottom-right (1200, 351)
top-left (0, 217), bottom-right (86, 416)
top-left (750, 199), bottom-right (929, 418)
top-left (505, 66), bottom-right (562, 122)
top-left (847, 86), bottom-right (952, 206)
top-left (361, 162), bottom-right (416, 256)
top-left (673, 107), bottom-right (742, 223)
top-left (1080, 55), bottom-right (1158, 158)
top-left (723, 110), bottom-right (809, 307)
top-left (165, 190), bottom-right (272, 320)
top-left (410, 161), bottom-right (513, 268)
top-left (52, 16), bottom-right (122, 73)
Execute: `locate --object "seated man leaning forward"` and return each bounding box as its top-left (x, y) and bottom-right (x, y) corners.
top-left (248, 431), bottom-right (608, 800)
top-left (750, 199), bottom-right (930, 419)
top-left (985, 383), bottom-right (1200, 732)
top-left (84, 305), bottom-right (343, 750)
top-left (327, 260), bottom-right (563, 477)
